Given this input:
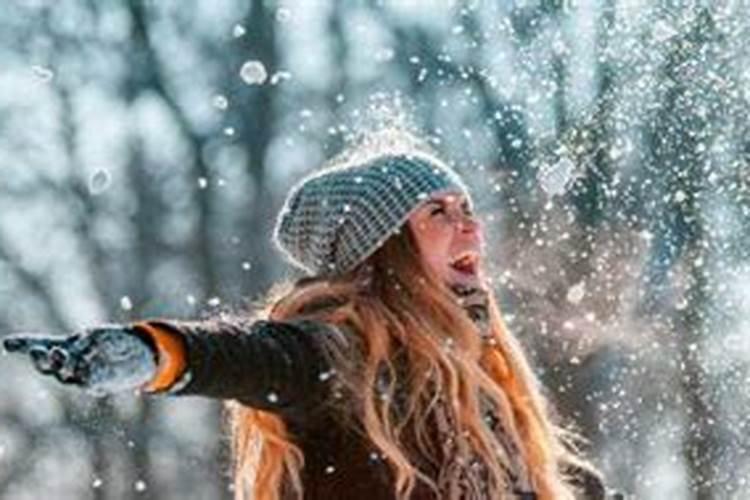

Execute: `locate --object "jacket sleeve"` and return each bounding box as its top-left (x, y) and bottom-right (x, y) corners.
top-left (133, 316), bottom-right (354, 419)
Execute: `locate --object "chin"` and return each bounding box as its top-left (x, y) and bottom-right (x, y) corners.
top-left (446, 268), bottom-right (483, 288)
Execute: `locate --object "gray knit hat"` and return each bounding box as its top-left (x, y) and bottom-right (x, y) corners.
top-left (272, 152), bottom-right (473, 277)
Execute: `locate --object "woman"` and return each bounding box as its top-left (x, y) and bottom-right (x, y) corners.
top-left (3, 146), bottom-right (611, 499)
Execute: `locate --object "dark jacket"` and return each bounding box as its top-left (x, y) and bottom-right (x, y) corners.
top-left (138, 303), bottom-right (611, 499)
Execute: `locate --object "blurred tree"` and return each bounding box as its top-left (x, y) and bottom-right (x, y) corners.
top-left (3, 1), bottom-right (750, 498)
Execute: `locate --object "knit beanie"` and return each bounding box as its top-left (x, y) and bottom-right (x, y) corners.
top-left (272, 152), bottom-right (473, 277)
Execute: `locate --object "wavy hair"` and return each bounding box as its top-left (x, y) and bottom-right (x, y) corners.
top-left (226, 223), bottom-right (601, 500)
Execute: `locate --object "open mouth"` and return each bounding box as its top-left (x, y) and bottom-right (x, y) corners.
top-left (449, 251), bottom-right (479, 276)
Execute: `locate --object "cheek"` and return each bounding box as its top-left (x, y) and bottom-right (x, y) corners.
top-left (414, 220), bottom-right (450, 244)
top-left (413, 222), bottom-right (453, 266)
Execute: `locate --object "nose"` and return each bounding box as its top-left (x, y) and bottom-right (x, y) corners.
top-left (449, 211), bottom-right (481, 236)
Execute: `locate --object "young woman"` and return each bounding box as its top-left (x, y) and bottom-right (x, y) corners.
top-left (4, 146), bottom-right (611, 499)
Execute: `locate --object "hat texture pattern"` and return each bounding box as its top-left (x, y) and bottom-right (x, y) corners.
top-left (273, 153), bottom-right (472, 276)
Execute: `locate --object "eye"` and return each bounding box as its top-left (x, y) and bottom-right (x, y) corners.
top-left (430, 206), bottom-right (445, 216)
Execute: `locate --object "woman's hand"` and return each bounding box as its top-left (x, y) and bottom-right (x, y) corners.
top-left (2, 326), bottom-right (157, 396)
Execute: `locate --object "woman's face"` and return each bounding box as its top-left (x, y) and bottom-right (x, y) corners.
top-left (407, 191), bottom-right (485, 288)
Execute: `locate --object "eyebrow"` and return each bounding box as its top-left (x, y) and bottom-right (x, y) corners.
top-left (426, 198), bottom-right (471, 206)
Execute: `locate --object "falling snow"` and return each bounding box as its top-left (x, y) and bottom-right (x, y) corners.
top-left (88, 169), bottom-right (112, 195)
top-left (1, 2), bottom-right (749, 499)
top-left (120, 296), bottom-right (133, 311)
top-left (239, 60), bottom-right (268, 85)
top-left (212, 94), bottom-right (229, 110)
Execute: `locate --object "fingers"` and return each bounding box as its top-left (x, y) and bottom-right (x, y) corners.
top-left (4, 334), bottom-right (87, 385)
top-left (52, 346), bottom-right (87, 385)
top-left (30, 345), bottom-right (85, 384)
top-left (3, 335), bottom-right (36, 354)
top-left (28, 345), bottom-right (62, 374)
top-left (3, 334), bottom-right (65, 355)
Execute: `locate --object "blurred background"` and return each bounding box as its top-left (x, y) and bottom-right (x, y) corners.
top-left (1, 0), bottom-right (749, 498)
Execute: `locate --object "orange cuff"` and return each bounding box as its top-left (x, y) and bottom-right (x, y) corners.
top-left (135, 322), bottom-right (188, 393)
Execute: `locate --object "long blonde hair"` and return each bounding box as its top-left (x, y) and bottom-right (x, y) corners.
top-left (227, 224), bottom-right (600, 500)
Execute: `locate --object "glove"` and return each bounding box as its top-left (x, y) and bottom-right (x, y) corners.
top-left (2, 325), bottom-right (158, 396)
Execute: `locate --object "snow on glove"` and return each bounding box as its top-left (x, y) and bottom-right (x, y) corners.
top-left (2, 326), bottom-right (158, 396)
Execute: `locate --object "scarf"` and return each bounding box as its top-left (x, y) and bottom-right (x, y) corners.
top-left (445, 282), bottom-right (536, 499)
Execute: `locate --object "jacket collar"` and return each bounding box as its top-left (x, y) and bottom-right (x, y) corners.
top-left (449, 283), bottom-right (491, 339)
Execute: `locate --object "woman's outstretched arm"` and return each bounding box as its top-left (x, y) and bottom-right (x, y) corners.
top-left (135, 317), bottom-right (350, 416)
top-left (3, 317), bottom-right (353, 420)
